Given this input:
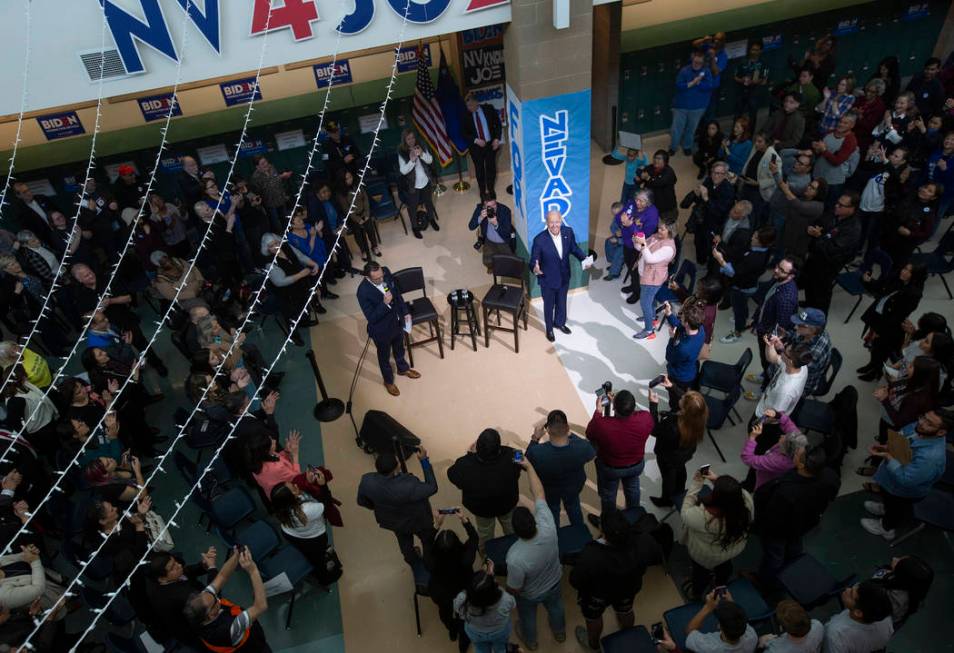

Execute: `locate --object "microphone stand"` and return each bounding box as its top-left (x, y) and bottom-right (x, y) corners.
top-left (347, 335), bottom-right (373, 452)
top-left (304, 349), bottom-right (345, 422)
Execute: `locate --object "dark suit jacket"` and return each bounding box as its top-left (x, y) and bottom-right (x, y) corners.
top-left (529, 225), bottom-right (586, 289)
top-left (468, 203), bottom-right (515, 250)
top-left (176, 170), bottom-right (205, 214)
top-left (357, 268), bottom-right (409, 340)
top-left (12, 195), bottom-right (59, 246)
top-left (462, 104), bottom-right (502, 145)
top-left (356, 460), bottom-right (438, 534)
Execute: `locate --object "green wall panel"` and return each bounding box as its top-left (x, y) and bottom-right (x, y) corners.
top-left (619, 0), bottom-right (948, 136)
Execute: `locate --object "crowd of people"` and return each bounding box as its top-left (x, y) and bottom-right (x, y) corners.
top-left (0, 23), bottom-right (949, 653)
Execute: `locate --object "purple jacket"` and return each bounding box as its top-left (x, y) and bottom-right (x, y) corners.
top-left (740, 412), bottom-right (799, 488)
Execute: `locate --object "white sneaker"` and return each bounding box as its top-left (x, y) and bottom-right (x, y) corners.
top-left (864, 501), bottom-right (886, 516)
top-left (720, 332), bottom-right (742, 344)
top-left (860, 517), bottom-right (896, 540)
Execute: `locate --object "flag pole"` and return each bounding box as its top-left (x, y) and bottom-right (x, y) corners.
top-left (453, 152), bottom-right (469, 193)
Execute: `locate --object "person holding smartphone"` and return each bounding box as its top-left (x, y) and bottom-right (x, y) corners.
top-left (649, 383), bottom-right (708, 507)
top-left (426, 509), bottom-right (479, 652)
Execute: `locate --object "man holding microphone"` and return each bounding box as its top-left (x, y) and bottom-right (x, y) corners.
top-left (357, 261), bottom-right (421, 396)
top-left (529, 210), bottom-right (592, 342)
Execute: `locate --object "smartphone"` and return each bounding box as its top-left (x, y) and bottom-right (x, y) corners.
top-left (771, 153), bottom-right (778, 164)
top-left (698, 464), bottom-right (711, 476)
top-left (513, 450), bottom-right (524, 463)
top-left (595, 386), bottom-right (606, 397)
top-left (650, 622), bottom-right (664, 643)
top-left (713, 585), bottom-right (728, 600)
top-left (649, 374), bottom-right (667, 389)
top-left (438, 507), bottom-right (459, 515)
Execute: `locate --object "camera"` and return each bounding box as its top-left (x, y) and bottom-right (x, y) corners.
top-left (595, 381), bottom-right (613, 417)
top-left (486, 206), bottom-right (496, 219)
top-left (473, 236), bottom-right (484, 251)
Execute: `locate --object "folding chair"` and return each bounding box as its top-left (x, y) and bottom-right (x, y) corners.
top-left (392, 266), bottom-right (444, 367)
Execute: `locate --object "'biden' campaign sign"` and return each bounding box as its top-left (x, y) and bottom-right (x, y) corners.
top-left (137, 93), bottom-right (182, 122)
top-left (220, 78), bottom-right (263, 107)
top-left (36, 111), bottom-right (86, 140)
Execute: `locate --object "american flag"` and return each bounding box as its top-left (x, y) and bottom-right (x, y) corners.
top-left (412, 46), bottom-right (453, 166)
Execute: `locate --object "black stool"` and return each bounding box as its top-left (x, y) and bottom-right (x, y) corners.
top-left (447, 289), bottom-right (480, 351)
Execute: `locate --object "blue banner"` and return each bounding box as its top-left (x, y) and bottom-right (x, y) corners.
top-left (313, 60), bottom-right (353, 89)
top-left (903, 2), bottom-right (930, 20)
top-left (239, 139), bottom-right (269, 158)
top-left (397, 45), bottom-right (431, 73)
top-left (36, 111), bottom-right (85, 140)
top-left (520, 89), bottom-right (592, 248)
top-left (506, 85), bottom-right (527, 242)
top-left (832, 18), bottom-right (859, 35)
top-left (159, 156), bottom-right (183, 173)
top-left (137, 92), bottom-right (181, 122)
top-left (220, 77), bottom-right (262, 106)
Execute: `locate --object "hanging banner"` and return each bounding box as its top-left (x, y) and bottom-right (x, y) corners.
top-left (220, 77), bottom-right (262, 107)
top-left (239, 139), bottom-right (268, 158)
top-left (397, 45), bottom-right (431, 73)
top-left (313, 60), bottom-right (353, 89)
top-left (159, 156), bottom-right (184, 173)
top-left (36, 111), bottom-right (85, 140)
top-left (459, 23), bottom-right (505, 90)
top-left (506, 84), bottom-right (527, 241)
top-left (520, 89), bottom-right (591, 245)
top-left (137, 92), bottom-right (182, 122)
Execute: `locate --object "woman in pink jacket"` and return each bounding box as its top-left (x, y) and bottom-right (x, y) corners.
top-left (740, 409), bottom-right (807, 489)
top-left (632, 220), bottom-right (676, 340)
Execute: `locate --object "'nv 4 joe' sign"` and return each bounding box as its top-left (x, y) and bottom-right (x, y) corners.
top-left (220, 78), bottom-right (263, 106)
top-left (36, 111), bottom-right (86, 140)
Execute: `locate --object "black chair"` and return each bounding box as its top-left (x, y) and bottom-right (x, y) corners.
top-left (890, 484), bottom-right (954, 548)
top-left (481, 254), bottom-right (529, 353)
top-left (776, 554), bottom-right (856, 610)
top-left (700, 347), bottom-right (752, 397)
top-left (392, 267), bottom-right (444, 367)
top-left (368, 182), bottom-right (407, 239)
top-left (837, 249), bottom-right (891, 322)
top-left (411, 557), bottom-right (431, 637)
top-left (911, 232), bottom-right (954, 299)
top-left (704, 386), bottom-right (742, 462)
top-left (601, 625), bottom-right (657, 653)
top-left (790, 348), bottom-right (843, 432)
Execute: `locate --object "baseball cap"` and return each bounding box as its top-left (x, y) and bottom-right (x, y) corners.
top-left (791, 307), bottom-right (826, 328)
top-left (117, 164), bottom-right (135, 176)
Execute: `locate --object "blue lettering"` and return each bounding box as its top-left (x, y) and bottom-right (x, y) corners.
top-left (100, 0), bottom-right (178, 74)
top-left (173, 0), bottom-right (220, 53)
top-left (385, 0), bottom-right (451, 24)
top-left (508, 99), bottom-right (523, 219)
top-left (538, 109), bottom-right (572, 220)
top-left (337, 0), bottom-right (374, 34)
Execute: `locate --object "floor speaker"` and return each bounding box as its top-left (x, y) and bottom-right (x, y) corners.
top-left (359, 410), bottom-right (421, 459)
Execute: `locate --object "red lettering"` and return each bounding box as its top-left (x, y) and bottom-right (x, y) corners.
top-left (250, 0), bottom-right (318, 41)
top-left (465, 0), bottom-right (508, 13)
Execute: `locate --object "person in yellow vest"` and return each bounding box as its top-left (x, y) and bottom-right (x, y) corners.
top-left (0, 341), bottom-right (50, 389)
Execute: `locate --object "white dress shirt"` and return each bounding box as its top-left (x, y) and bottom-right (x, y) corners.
top-left (550, 231), bottom-right (563, 259)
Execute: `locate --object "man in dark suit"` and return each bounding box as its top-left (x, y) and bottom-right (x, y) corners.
top-left (10, 182), bottom-right (59, 248)
top-left (175, 156), bottom-right (207, 223)
top-left (357, 447), bottom-right (438, 567)
top-left (356, 261), bottom-right (420, 396)
top-left (325, 121), bottom-right (364, 180)
top-left (468, 191), bottom-right (515, 272)
top-left (462, 94), bottom-right (503, 197)
top-left (530, 210), bottom-right (590, 342)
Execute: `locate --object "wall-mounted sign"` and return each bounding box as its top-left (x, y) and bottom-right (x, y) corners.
top-left (36, 111), bottom-right (85, 140)
top-left (461, 43), bottom-right (504, 88)
top-left (397, 45), bottom-right (431, 73)
top-left (220, 78), bottom-right (262, 107)
top-left (159, 156), bottom-right (184, 173)
top-left (137, 92), bottom-right (182, 122)
top-left (313, 60), bottom-right (352, 89)
top-left (197, 144), bottom-right (230, 165)
top-left (275, 130), bottom-right (307, 151)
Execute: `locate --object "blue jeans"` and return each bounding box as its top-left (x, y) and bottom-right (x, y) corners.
top-left (670, 108), bottom-right (706, 153)
top-left (595, 458), bottom-right (644, 511)
top-left (545, 485), bottom-right (584, 527)
top-left (604, 237), bottom-right (624, 277)
top-left (639, 283), bottom-right (662, 332)
top-left (515, 581), bottom-right (566, 646)
top-left (465, 622), bottom-right (511, 653)
top-left (729, 286), bottom-right (759, 333)
top-left (620, 182), bottom-right (636, 204)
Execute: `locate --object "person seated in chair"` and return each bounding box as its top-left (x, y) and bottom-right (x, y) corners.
top-left (822, 581), bottom-right (894, 653)
top-left (468, 192), bottom-right (515, 273)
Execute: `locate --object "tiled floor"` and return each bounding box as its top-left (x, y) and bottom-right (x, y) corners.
top-left (117, 132), bottom-right (952, 652)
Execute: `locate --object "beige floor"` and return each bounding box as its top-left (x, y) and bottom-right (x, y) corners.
top-left (309, 132), bottom-right (954, 652)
